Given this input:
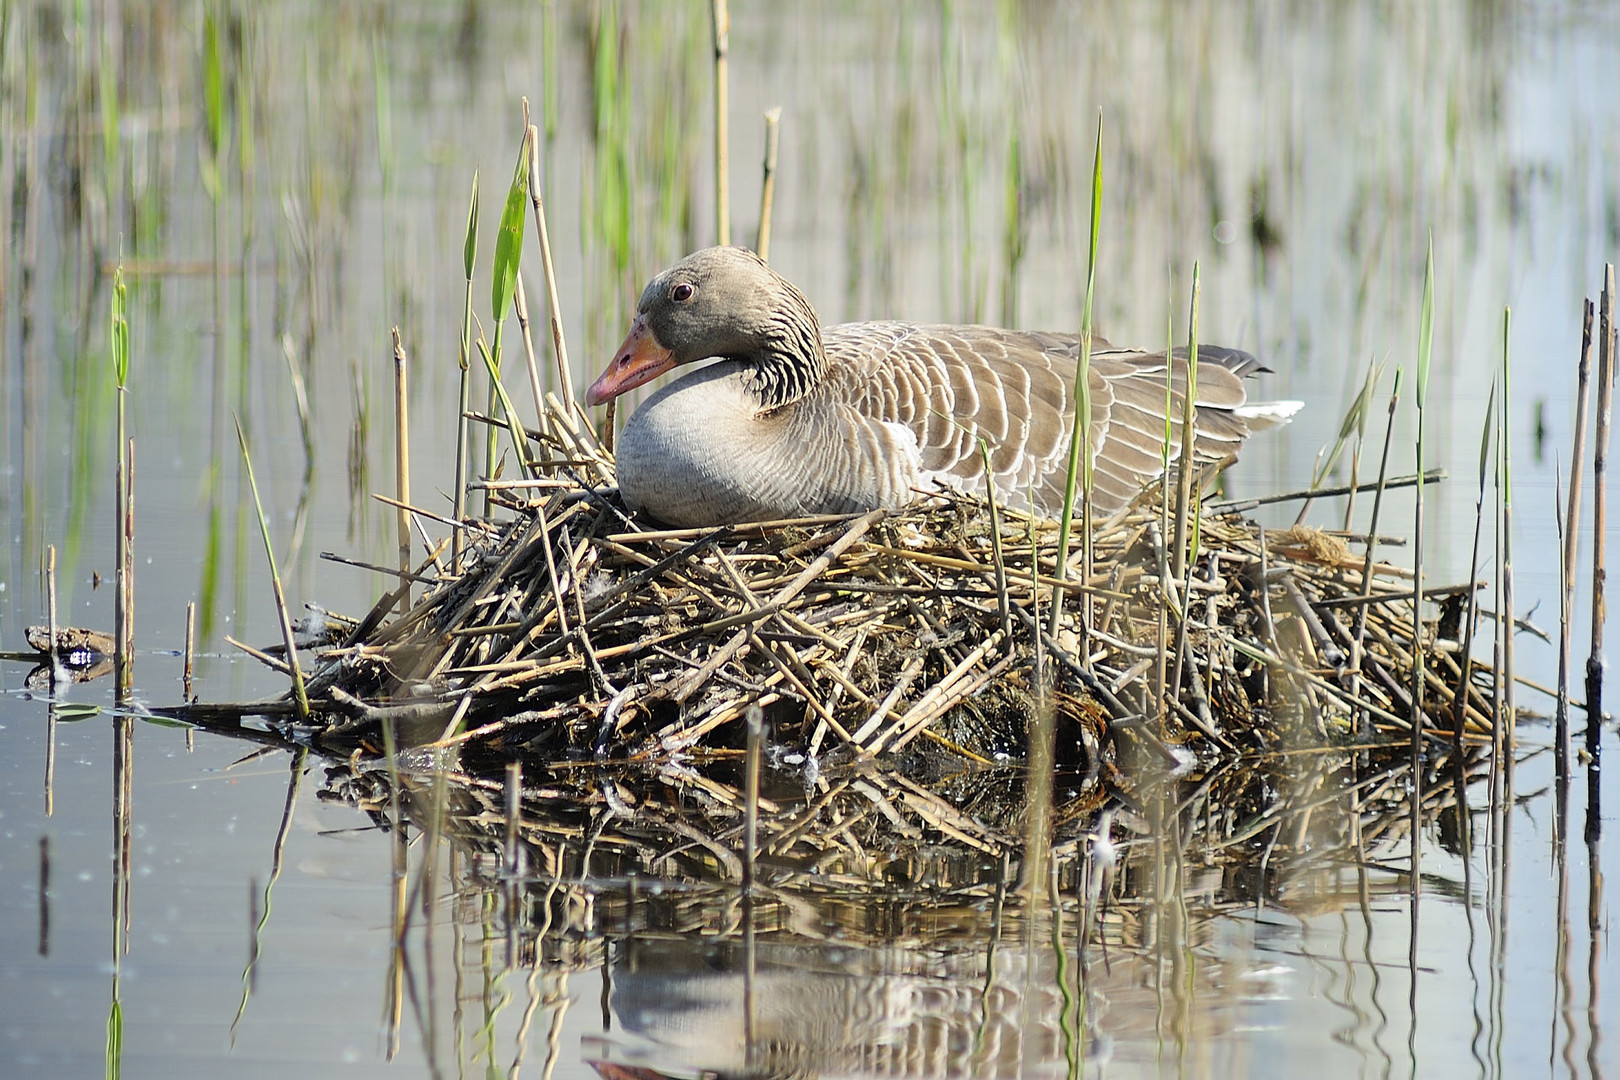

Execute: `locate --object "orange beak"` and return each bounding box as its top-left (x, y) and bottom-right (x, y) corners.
top-left (586, 314), bottom-right (677, 406)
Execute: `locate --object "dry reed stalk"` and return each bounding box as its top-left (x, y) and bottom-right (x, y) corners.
top-left (513, 273), bottom-right (547, 442)
top-left (756, 107), bottom-right (781, 260)
top-left (44, 545), bottom-right (58, 681)
top-left (523, 116), bottom-right (576, 418)
top-left (234, 416), bottom-right (309, 719)
top-left (392, 329), bottom-right (411, 610)
top-left (1557, 299), bottom-right (1594, 790)
top-left (183, 601), bottom-right (196, 700)
top-left (1171, 270), bottom-right (1201, 583)
top-left (711, 0), bottom-right (730, 246)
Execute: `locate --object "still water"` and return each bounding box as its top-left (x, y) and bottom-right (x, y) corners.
top-left (2, 2), bottom-right (1619, 1076)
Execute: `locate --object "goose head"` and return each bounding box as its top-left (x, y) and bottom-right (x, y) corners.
top-left (587, 246), bottom-right (826, 410)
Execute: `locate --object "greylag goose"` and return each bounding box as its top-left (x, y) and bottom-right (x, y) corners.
top-left (586, 247), bottom-right (1299, 528)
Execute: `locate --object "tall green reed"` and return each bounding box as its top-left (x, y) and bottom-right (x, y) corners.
top-left (234, 416), bottom-right (308, 719)
top-left (453, 172), bottom-right (479, 563)
top-left (1051, 120), bottom-right (1102, 643)
top-left (483, 129), bottom-right (532, 511)
top-left (111, 266), bottom-right (132, 698)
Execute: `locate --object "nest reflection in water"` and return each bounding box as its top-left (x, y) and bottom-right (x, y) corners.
top-left (307, 732), bottom-right (1488, 1077)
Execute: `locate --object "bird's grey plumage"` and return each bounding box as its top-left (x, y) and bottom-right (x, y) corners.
top-left (591, 247), bottom-right (1298, 528)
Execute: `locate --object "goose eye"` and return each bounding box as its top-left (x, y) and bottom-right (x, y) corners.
top-left (670, 282), bottom-right (695, 303)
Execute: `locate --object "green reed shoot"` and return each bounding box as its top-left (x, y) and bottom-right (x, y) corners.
top-left (1052, 118), bottom-right (1102, 640)
top-left (234, 416), bottom-right (308, 720)
top-left (200, 9), bottom-right (225, 200)
top-left (484, 130), bottom-right (531, 510)
top-left (1409, 238), bottom-right (1434, 925)
top-left (1453, 380), bottom-right (1495, 745)
top-left (198, 7), bottom-right (233, 645)
top-left (454, 171), bottom-right (479, 561)
top-left (97, 14), bottom-right (119, 205)
top-left (112, 265), bottom-right (132, 697)
top-left (1294, 357), bottom-right (1383, 527)
top-left (477, 338), bottom-right (530, 477)
top-left (1412, 240), bottom-right (1433, 717)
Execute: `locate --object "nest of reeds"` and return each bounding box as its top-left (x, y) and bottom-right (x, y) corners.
top-left (262, 400), bottom-right (1495, 826)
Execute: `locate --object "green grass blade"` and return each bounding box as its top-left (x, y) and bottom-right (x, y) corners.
top-left (234, 417), bottom-right (309, 718)
top-left (1417, 236), bottom-right (1434, 409)
top-left (463, 169), bottom-right (481, 293)
top-left (491, 135), bottom-right (530, 327)
top-left (1055, 116), bottom-right (1102, 560)
top-left (111, 267), bottom-right (128, 388)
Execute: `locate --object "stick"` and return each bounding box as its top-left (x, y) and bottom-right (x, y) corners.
top-left (183, 601), bottom-right (196, 700)
top-left (524, 117), bottom-right (575, 416)
top-left (673, 510), bottom-right (883, 703)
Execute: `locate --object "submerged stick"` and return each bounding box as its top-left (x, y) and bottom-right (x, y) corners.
top-left (743, 703), bottom-right (762, 893)
top-left (1586, 265), bottom-right (1614, 843)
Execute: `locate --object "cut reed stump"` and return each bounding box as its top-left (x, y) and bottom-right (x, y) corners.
top-left (280, 403), bottom-right (1499, 804)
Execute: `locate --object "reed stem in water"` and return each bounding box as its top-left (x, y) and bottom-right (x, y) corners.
top-left (1556, 299), bottom-right (1593, 792)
